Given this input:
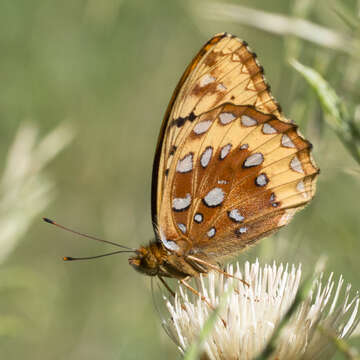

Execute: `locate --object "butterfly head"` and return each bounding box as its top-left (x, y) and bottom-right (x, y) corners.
top-left (128, 243), bottom-right (163, 276)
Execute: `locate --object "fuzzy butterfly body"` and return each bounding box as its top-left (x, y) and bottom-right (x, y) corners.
top-left (129, 33), bottom-right (319, 279)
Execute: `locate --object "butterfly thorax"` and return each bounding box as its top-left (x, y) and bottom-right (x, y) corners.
top-left (128, 241), bottom-right (208, 279)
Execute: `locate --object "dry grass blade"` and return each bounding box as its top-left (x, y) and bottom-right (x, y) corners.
top-left (193, 2), bottom-right (357, 54)
top-left (0, 122), bottom-right (74, 263)
top-left (290, 59), bottom-right (360, 165)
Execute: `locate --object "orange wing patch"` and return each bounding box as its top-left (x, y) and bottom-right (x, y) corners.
top-left (156, 104), bottom-right (318, 256)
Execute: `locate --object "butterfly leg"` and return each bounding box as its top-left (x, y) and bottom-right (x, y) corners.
top-left (187, 255), bottom-right (249, 287)
top-left (180, 277), bottom-right (215, 311)
top-left (158, 276), bottom-right (176, 298)
top-left (159, 276), bottom-right (193, 313)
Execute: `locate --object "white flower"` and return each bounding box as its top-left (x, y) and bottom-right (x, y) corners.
top-left (163, 260), bottom-right (360, 360)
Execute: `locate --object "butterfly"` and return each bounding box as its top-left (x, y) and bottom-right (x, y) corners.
top-left (128, 32), bottom-right (318, 284)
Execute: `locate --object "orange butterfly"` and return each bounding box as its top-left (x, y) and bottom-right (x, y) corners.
top-left (128, 33), bottom-right (319, 285)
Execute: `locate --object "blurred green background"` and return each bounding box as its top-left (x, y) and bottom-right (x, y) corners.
top-left (1, 0), bottom-right (360, 359)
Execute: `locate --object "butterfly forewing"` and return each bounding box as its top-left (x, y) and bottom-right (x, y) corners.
top-left (152, 33), bottom-right (319, 262)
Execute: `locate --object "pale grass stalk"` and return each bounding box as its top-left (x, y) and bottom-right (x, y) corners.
top-left (0, 122), bottom-right (74, 263)
top-left (191, 2), bottom-right (358, 54)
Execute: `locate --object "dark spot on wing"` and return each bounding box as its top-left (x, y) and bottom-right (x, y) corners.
top-left (189, 112), bottom-right (196, 122)
top-left (171, 112), bottom-right (197, 128)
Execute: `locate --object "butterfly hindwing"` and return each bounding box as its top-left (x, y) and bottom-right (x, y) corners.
top-left (157, 104), bottom-right (318, 255)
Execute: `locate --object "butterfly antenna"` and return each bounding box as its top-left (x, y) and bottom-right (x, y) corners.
top-left (63, 250), bottom-right (134, 261)
top-left (43, 217), bottom-right (136, 251)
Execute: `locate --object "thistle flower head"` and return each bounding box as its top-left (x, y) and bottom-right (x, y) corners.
top-left (163, 260), bottom-right (360, 360)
